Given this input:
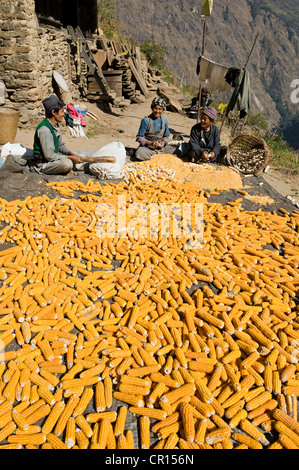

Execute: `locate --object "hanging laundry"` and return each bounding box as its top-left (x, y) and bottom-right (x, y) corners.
top-left (201, 0), bottom-right (213, 16)
top-left (225, 69), bottom-right (251, 119)
top-left (66, 104), bottom-right (86, 127)
top-left (225, 68), bottom-right (241, 87)
top-left (65, 104), bottom-right (87, 138)
top-left (197, 56), bottom-right (232, 92)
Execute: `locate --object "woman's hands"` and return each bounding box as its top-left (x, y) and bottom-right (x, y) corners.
top-left (202, 151), bottom-right (215, 162)
top-left (148, 140), bottom-right (165, 149)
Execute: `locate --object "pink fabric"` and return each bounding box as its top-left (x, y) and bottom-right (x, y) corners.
top-left (66, 104), bottom-right (86, 126)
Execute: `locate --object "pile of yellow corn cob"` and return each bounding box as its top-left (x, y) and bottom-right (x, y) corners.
top-left (0, 171), bottom-right (298, 449)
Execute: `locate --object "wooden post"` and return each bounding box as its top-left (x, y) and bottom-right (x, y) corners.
top-left (197, 16), bottom-right (207, 123)
top-left (220, 32), bottom-right (259, 134)
top-left (135, 46), bottom-right (142, 75)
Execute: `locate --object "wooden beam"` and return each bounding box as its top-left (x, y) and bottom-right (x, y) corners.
top-left (127, 57), bottom-right (149, 98)
top-left (135, 46), bottom-right (142, 75)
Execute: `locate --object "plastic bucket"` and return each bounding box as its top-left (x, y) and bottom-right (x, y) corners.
top-left (0, 108), bottom-right (20, 145)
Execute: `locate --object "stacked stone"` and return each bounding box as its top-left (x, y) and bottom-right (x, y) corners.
top-left (0, 0), bottom-right (80, 125)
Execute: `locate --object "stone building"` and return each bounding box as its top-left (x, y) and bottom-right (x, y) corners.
top-left (0, 0), bottom-right (98, 124)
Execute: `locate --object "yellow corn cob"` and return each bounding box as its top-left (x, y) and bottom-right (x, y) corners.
top-left (102, 376), bottom-right (112, 409)
top-left (180, 402), bottom-right (195, 443)
top-left (11, 408), bottom-right (29, 431)
top-left (278, 433), bottom-right (299, 449)
top-left (72, 386), bottom-right (94, 418)
top-left (46, 432), bottom-right (68, 449)
top-left (114, 405), bottom-right (127, 437)
top-left (228, 408), bottom-right (248, 429)
top-left (157, 422), bottom-right (181, 440)
top-left (240, 418), bottom-right (270, 446)
top-left (190, 372), bottom-right (214, 403)
top-left (86, 411), bottom-right (117, 423)
top-left (139, 415), bottom-right (150, 449)
top-left (65, 417), bottom-right (76, 449)
top-left (160, 383), bottom-right (196, 405)
top-left (163, 432), bottom-right (179, 449)
top-left (274, 420), bottom-right (299, 447)
top-left (232, 432), bottom-right (263, 449)
top-left (116, 433), bottom-right (128, 449)
top-left (129, 406), bottom-right (166, 421)
top-left (205, 426), bottom-right (231, 445)
top-left (94, 381), bottom-right (105, 412)
top-left (245, 391), bottom-right (273, 411)
top-left (54, 395), bottom-right (80, 436)
top-left (96, 418), bottom-right (110, 449)
top-left (194, 418), bottom-right (207, 445)
top-left (75, 414), bottom-right (93, 439)
top-left (3, 369), bottom-right (20, 403)
top-left (272, 408), bottom-right (299, 435)
top-left (151, 411), bottom-right (180, 434)
top-left (247, 399), bottom-right (278, 420)
top-left (127, 364), bottom-right (161, 376)
top-left (113, 391), bottom-right (144, 408)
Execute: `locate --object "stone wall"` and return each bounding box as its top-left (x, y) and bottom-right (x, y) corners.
top-left (0, 0), bottom-right (90, 125)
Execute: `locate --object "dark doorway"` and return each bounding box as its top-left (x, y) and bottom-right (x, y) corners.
top-left (61, 0), bottom-right (79, 29)
top-left (35, 0), bottom-right (98, 35)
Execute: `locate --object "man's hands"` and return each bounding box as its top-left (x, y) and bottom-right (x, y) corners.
top-left (68, 154), bottom-right (82, 164)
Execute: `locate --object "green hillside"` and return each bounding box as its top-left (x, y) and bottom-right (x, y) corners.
top-left (249, 0), bottom-right (299, 29)
top-left (113, 0), bottom-right (299, 149)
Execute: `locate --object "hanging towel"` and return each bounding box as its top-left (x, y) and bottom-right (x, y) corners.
top-left (197, 56), bottom-right (232, 92)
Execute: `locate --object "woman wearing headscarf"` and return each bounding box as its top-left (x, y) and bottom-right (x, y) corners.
top-left (134, 97), bottom-right (178, 160)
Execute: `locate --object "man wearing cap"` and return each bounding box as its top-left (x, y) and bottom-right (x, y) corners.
top-left (134, 97), bottom-right (178, 160)
top-left (33, 94), bottom-right (82, 175)
top-left (188, 107), bottom-right (226, 163)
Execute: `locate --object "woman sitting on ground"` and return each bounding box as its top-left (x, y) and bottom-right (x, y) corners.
top-left (134, 97), bottom-right (178, 161)
top-left (188, 107), bottom-right (226, 163)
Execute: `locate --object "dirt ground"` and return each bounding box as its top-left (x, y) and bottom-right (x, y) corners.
top-left (5, 94), bottom-right (298, 208)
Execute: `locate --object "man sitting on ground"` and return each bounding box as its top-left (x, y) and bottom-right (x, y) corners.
top-left (33, 94), bottom-right (82, 175)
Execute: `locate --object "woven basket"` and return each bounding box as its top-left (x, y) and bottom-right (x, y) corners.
top-left (227, 133), bottom-right (272, 175)
top-left (0, 108), bottom-right (20, 145)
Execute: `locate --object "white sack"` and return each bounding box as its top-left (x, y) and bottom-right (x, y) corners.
top-left (0, 143), bottom-right (27, 158)
top-left (77, 140), bottom-right (126, 179)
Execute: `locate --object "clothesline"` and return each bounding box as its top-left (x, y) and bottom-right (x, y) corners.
top-left (197, 55), bottom-right (232, 92)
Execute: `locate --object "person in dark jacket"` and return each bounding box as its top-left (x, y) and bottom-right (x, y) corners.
top-left (191, 88), bottom-right (212, 109)
top-left (188, 107), bottom-right (226, 163)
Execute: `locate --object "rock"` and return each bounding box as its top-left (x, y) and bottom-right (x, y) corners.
top-left (157, 86), bottom-right (185, 114)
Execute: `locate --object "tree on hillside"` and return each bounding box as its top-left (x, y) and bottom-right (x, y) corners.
top-left (97, 0), bottom-right (115, 25)
top-left (140, 39), bottom-right (166, 68)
